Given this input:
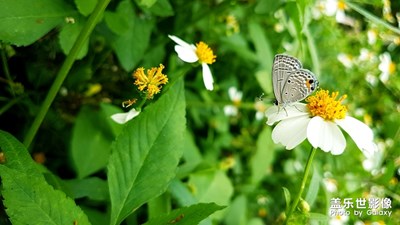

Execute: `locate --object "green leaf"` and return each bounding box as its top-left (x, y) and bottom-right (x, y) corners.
top-left (59, 17), bottom-right (89, 59)
top-left (305, 166), bottom-right (321, 206)
top-left (0, 0), bottom-right (75, 46)
top-left (75, 0), bottom-right (98, 16)
top-left (250, 127), bottom-right (274, 184)
top-left (346, 1), bottom-right (400, 35)
top-left (111, 0), bottom-right (154, 71)
top-left (64, 177), bottom-right (109, 201)
top-left (223, 195), bottom-right (247, 225)
top-left (248, 22), bottom-right (273, 70)
top-left (0, 130), bottom-right (41, 174)
top-left (107, 78), bottom-right (186, 225)
top-left (177, 131), bottom-right (203, 177)
top-left (104, 10), bottom-right (130, 35)
top-left (147, 0), bottom-right (174, 17)
top-left (71, 105), bottom-right (115, 178)
top-left (0, 166), bottom-right (91, 225)
top-left (143, 203), bottom-right (225, 225)
top-left (135, 0), bottom-right (158, 8)
top-left (188, 170), bottom-right (233, 220)
top-left (282, 187), bottom-right (291, 213)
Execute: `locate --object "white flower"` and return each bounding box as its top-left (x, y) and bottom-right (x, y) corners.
top-left (337, 53), bottom-right (353, 68)
top-left (110, 108), bottom-right (140, 124)
top-left (363, 141), bottom-right (384, 175)
top-left (323, 0), bottom-right (355, 26)
top-left (223, 87), bottom-right (243, 116)
top-left (266, 90), bottom-right (376, 156)
top-left (168, 35), bottom-right (216, 91)
top-left (378, 52), bottom-right (395, 83)
top-left (367, 29), bottom-right (378, 45)
top-left (329, 208), bottom-right (349, 225)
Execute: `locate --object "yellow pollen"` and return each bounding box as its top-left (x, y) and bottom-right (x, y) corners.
top-left (133, 64), bottom-right (168, 99)
top-left (337, 1), bottom-right (346, 10)
top-left (389, 62), bottom-right (396, 74)
top-left (195, 42), bottom-right (216, 65)
top-left (306, 90), bottom-right (347, 121)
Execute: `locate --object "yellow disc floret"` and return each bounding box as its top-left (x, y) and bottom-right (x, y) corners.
top-left (133, 64), bottom-right (168, 99)
top-left (195, 42), bottom-right (216, 64)
top-left (306, 90), bottom-right (347, 121)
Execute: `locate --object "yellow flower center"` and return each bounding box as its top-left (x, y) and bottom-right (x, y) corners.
top-left (337, 1), bottom-right (346, 10)
top-left (389, 62), bottom-right (396, 74)
top-left (133, 64), bottom-right (168, 99)
top-left (306, 90), bottom-right (347, 121)
top-left (195, 42), bottom-right (216, 64)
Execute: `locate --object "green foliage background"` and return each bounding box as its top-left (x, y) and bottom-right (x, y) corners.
top-left (0, 0), bottom-right (399, 224)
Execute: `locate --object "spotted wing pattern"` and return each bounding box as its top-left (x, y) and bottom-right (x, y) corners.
top-left (272, 54), bottom-right (302, 104)
top-left (281, 69), bottom-right (319, 104)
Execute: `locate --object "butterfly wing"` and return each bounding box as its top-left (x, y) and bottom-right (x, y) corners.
top-left (281, 69), bottom-right (319, 104)
top-left (272, 54), bottom-right (302, 104)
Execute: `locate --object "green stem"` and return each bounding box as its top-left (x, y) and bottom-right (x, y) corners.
top-left (285, 147), bottom-right (317, 224)
top-left (23, 0), bottom-right (111, 148)
top-left (1, 45), bottom-right (15, 96)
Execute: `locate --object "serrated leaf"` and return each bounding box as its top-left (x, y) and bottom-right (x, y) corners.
top-left (0, 166), bottom-right (91, 225)
top-left (250, 127), bottom-right (274, 184)
top-left (143, 203), bottom-right (225, 225)
top-left (111, 0), bottom-right (154, 71)
top-left (0, 130), bottom-right (41, 174)
top-left (59, 17), bottom-right (89, 59)
top-left (0, 0), bottom-right (75, 46)
top-left (75, 0), bottom-right (98, 16)
top-left (107, 79), bottom-right (186, 225)
top-left (71, 106), bottom-right (115, 178)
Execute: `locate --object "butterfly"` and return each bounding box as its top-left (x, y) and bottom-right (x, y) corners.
top-left (272, 54), bottom-right (319, 106)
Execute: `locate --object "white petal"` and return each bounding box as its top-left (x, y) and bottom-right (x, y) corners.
top-left (265, 103), bottom-right (309, 126)
top-left (110, 108), bottom-right (140, 124)
top-left (336, 116), bottom-right (377, 157)
top-left (168, 35), bottom-right (192, 49)
top-left (224, 105), bottom-right (237, 116)
top-left (202, 63), bottom-right (214, 90)
top-left (174, 45), bottom-right (198, 63)
top-left (271, 115), bottom-right (310, 150)
top-left (307, 116), bottom-right (346, 155)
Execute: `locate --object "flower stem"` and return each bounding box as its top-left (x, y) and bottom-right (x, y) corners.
top-left (285, 147), bottom-right (317, 224)
top-left (23, 0), bottom-right (111, 148)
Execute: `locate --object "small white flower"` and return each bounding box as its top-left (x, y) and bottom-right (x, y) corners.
top-left (168, 35), bottom-right (216, 91)
top-left (358, 48), bottom-right (376, 62)
top-left (110, 108), bottom-right (140, 124)
top-left (329, 208), bottom-right (349, 225)
top-left (367, 29), bottom-right (378, 45)
top-left (323, 0), bottom-right (355, 26)
top-left (378, 52), bottom-right (395, 83)
top-left (224, 87), bottom-right (243, 116)
top-left (337, 53), bottom-right (353, 68)
top-left (323, 178), bottom-right (338, 193)
top-left (363, 141), bottom-right (384, 175)
top-left (266, 90), bottom-right (376, 156)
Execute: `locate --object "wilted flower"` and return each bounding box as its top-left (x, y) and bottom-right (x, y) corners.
top-left (266, 90), bottom-right (376, 156)
top-left (168, 35), bottom-right (216, 90)
top-left (223, 87), bottom-right (242, 116)
top-left (134, 64), bottom-right (168, 99)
